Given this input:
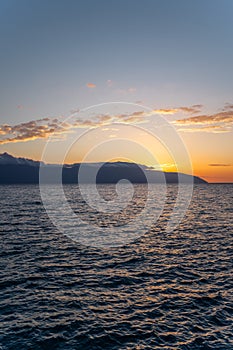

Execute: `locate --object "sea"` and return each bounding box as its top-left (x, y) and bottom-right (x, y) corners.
top-left (0, 184), bottom-right (232, 349)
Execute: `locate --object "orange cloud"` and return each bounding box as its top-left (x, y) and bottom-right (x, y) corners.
top-left (86, 82), bottom-right (96, 88)
top-left (173, 108), bottom-right (233, 133)
top-left (0, 111), bottom-right (147, 145)
top-left (0, 118), bottom-right (72, 145)
top-left (153, 108), bottom-right (179, 115)
top-left (153, 105), bottom-right (203, 115)
top-left (3, 104), bottom-right (230, 144)
top-left (174, 112), bottom-right (233, 125)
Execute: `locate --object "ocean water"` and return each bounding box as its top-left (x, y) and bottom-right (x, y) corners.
top-left (0, 184), bottom-right (232, 349)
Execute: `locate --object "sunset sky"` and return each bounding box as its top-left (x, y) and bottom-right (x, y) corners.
top-left (0, 0), bottom-right (233, 182)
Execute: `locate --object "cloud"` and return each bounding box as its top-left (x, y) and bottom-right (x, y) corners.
top-left (173, 108), bottom-right (233, 133)
top-left (106, 80), bottom-right (113, 87)
top-left (0, 125), bottom-right (12, 135)
top-left (179, 105), bottom-right (203, 114)
top-left (177, 125), bottom-right (231, 133)
top-left (3, 103), bottom-right (230, 144)
top-left (208, 163), bottom-right (233, 167)
top-left (128, 87), bottom-right (136, 93)
top-left (222, 102), bottom-right (233, 111)
top-left (174, 112), bottom-right (233, 125)
top-left (115, 87), bottom-right (137, 95)
top-left (0, 118), bottom-right (72, 145)
top-left (16, 104), bottom-right (34, 112)
top-left (0, 111), bottom-right (148, 145)
top-left (70, 108), bottom-right (80, 115)
top-left (75, 112), bottom-right (146, 127)
top-left (153, 105), bottom-right (203, 115)
top-left (86, 83), bottom-right (96, 88)
top-left (102, 127), bottom-right (119, 131)
top-left (153, 108), bottom-right (178, 115)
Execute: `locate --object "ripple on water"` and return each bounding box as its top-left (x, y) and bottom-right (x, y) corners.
top-left (0, 184), bottom-right (232, 349)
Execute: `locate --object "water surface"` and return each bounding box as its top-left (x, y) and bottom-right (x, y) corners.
top-left (0, 184), bottom-right (232, 349)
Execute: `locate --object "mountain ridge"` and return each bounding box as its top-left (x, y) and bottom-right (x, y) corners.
top-left (0, 152), bottom-right (208, 184)
top-left (0, 152), bottom-right (43, 167)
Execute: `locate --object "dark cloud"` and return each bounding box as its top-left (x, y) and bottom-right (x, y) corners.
top-left (208, 163), bottom-right (233, 167)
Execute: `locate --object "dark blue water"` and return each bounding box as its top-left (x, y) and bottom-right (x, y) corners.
top-left (0, 184), bottom-right (232, 349)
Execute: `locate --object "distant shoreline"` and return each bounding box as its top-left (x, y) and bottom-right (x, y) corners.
top-left (0, 153), bottom-right (207, 184)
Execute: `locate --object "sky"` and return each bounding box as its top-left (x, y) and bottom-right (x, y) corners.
top-left (0, 0), bottom-right (233, 182)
